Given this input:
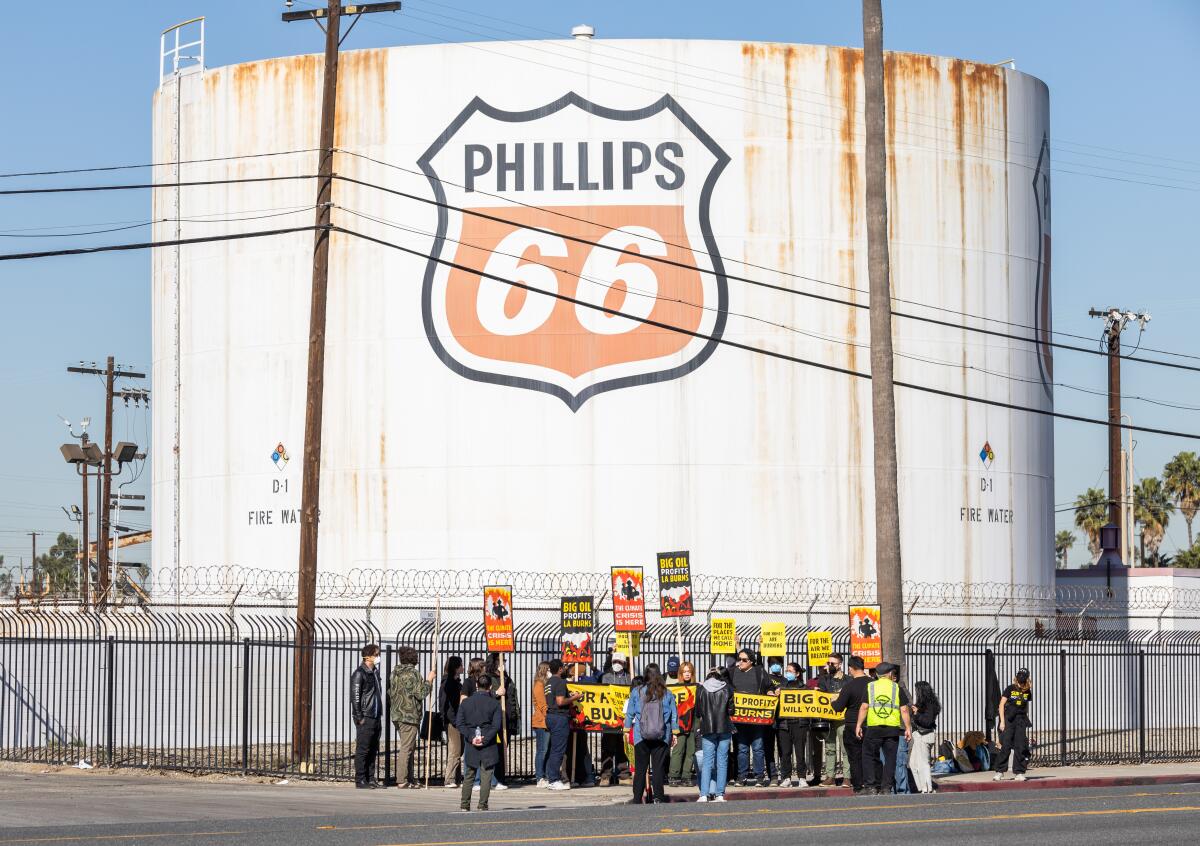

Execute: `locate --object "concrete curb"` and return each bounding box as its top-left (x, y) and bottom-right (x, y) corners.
top-left (675, 773), bottom-right (1200, 802)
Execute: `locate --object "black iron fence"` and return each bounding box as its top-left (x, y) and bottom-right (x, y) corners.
top-left (1, 608), bottom-right (1198, 781)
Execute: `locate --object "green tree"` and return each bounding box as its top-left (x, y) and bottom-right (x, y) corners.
top-left (1134, 477), bottom-right (1174, 566)
top-left (1164, 451), bottom-right (1200, 549)
top-left (1175, 543), bottom-right (1200, 569)
top-left (35, 533), bottom-right (79, 594)
top-left (1074, 487), bottom-right (1109, 559)
top-left (1055, 530), bottom-right (1076, 569)
top-left (0, 554), bottom-right (10, 597)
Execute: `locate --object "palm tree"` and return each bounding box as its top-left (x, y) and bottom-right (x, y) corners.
top-left (1164, 452), bottom-right (1200, 548)
top-left (1073, 487), bottom-right (1109, 559)
top-left (1054, 530), bottom-right (1076, 568)
top-left (1175, 543), bottom-right (1200, 570)
top-left (1134, 477), bottom-right (1174, 566)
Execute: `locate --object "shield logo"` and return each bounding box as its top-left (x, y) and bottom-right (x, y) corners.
top-left (418, 93), bottom-right (730, 411)
top-left (1033, 134), bottom-right (1052, 399)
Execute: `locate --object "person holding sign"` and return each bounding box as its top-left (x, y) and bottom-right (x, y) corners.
top-left (816, 654), bottom-right (847, 786)
top-left (667, 660), bottom-right (698, 787)
top-left (731, 649), bottom-right (773, 787)
top-left (775, 662), bottom-right (811, 788)
top-left (624, 664), bottom-right (679, 804)
top-left (854, 662), bottom-right (912, 795)
top-left (544, 659), bottom-right (583, 791)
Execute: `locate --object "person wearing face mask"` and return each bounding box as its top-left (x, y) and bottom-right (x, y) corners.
top-left (350, 643), bottom-right (384, 789)
top-left (731, 649), bottom-right (773, 787)
top-left (763, 658), bottom-right (786, 785)
top-left (600, 654), bottom-right (633, 785)
top-left (775, 662), bottom-right (811, 788)
top-left (816, 653), bottom-right (847, 786)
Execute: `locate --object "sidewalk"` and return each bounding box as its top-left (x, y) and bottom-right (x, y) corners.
top-left (1, 761), bottom-right (1198, 828)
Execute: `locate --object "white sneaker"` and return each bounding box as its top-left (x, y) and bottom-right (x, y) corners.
top-left (713, 795), bottom-right (726, 802)
top-left (992, 773), bottom-right (1004, 782)
top-left (537, 779), bottom-right (550, 788)
top-left (472, 784), bottom-right (481, 791)
top-left (444, 783), bottom-right (459, 789)
top-left (696, 795), bottom-right (709, 803)
top-left (493, 783), bottom-right (508, 790)
top-left (1013, 774), bottom-right (1027, 782)
top-left (548, 781), bottom-right (570, 791)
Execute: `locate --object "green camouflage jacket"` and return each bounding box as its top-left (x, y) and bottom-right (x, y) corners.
top-left (388, 664), bottom-right (431, 726)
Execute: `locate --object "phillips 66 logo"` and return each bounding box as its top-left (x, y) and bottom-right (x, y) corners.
top-left (418, 93), bottom-right (730, 411)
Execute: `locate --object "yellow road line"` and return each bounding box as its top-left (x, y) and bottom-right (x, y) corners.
top-left (374, 804), bottom-right (1200, 846)
top-left (0, 832), bottom-right (251, 844)
top-left (314, 787), bottom-right (1200, 833)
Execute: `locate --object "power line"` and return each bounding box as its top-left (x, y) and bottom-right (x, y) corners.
top-left (338, 202), bottom-right (1200, 413)
top-left (0, 174), bottom-right (315, 197)
top-left (0, 148), bottom-right (320, 180)
top-left (332, 168), bottom-right (1200, 375)
top-left (336, 148), bottom-right (1200, 362)
top-left (330, 223), bottom-right (1200, 442)
top-left (0, 225), bottom-right (317, 262)
top-left (0, 205), bottom-right (318, 238)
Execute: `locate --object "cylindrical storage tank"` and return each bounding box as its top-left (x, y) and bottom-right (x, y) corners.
top-left (151, 40), bottom-right (1053, 596)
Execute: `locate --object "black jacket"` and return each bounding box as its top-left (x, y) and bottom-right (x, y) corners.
top-left (440, 675), bottom-right (463, 724)
top-left (829, 674), bottom-right (871, 724)
top-left (731, 664), bottom-right (770, 695)
top-left (351, 663), bottom-right (383, 723)
top-left (913, 698), bottom-right (940, 733)
top-left (694, 680), bottom-right (733, 735)
top-left (817, 671), bottom-right (847, 696)
top-left (456, 690), bottom-right (503, 769)
top-left (777, 679), bottom-right (809, 727)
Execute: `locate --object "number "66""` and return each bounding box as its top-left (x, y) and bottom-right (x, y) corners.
top-left (476, 226), bottom-right (667, 336)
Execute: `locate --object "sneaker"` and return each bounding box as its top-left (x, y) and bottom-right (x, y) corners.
top-left (459, 804), bottom-right (470, 811)
top-left (1013, 774), bottom-right (1027, 782)
top-left (713, 795), bottom-right (727, 802)
top-left (820, 777), bottom-right (835, 787)
top-left (444, 783), bottom-right (460, 790)
top-left (739, 777), bottom-right (753, 787)
top-left (992, 773), bottom-right (1004, 782)
top-left (756, 777), bottom-right (770, 788)
top-left (793, 779), bottom-right (805, 788)
top-left (477, 804), bottom-right (488, 811)
top-left (493, 783), bottom-right (508, 791)
top-left (537, 779), bottom-right (550, 788)
top-left (548, 781), bottom-right (570, 791)
top-left (472, 784), bottom-right (481, 791)
top-left (696, 795), bottom-right (709, 803)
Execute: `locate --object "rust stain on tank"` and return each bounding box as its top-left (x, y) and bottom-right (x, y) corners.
top-left (335, 49), bottom-right (390, 149)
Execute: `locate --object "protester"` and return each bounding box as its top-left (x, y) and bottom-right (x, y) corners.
top-left (894, 672), bottom-right (914, 794)
top-left (993, 668), bottom-right (1033, 782)
top-left (388, 645), bottom-right (436, 788)
top-left (461, 657), bottom-right (486, 699)
top-left (439, 656), bottom-right (465, 789)
top-left (830, 655), bottom-right (871, 793)
top-left (694, 667), bottom-right (733, 802)
top-left (600, 654), bottom-right (633, 785)
top-left (816, 653), bottom-right (847, 786)
top-left (731, 648), bottom-right (772, 786)
top-left (483, 654), bottom-right (518, 790)
top-left (568, 663), bottom-right (597, 786)
top-left (625, 664), bottom-right (679, 804)
top-left (350, 643), bottom-right (384, 789)
top-left (455, 672), bottom-right (503, 812)
top-left (855, 662), bottom-right (912, 795)
top-left (543, 658), bottom-right (582, 791)
top-left (532, 661), bottom-right (551, 787)
top-left (909, 680), bottom-right (940, 794)
top-left (668, 660), bottom-right (697, 787)
top-left (774, 662), bottom-right (811, 788)
top-left (763, 658), bottom-right (785, 784)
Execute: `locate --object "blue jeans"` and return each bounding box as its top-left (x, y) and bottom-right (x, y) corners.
top-left (736, 726), bottom-right (765, 780)
top-left (700, 733), bottom-right (733, 797)
top-left (894, 734), bottom-right (911, 793)
top-left (545, 712), bottom-right (570, 783)
top-left (533, 727), bottom-right (550, 781)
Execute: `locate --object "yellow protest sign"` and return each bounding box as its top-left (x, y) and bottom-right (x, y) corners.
top-left (778, 688), bottom-right (845, 721)
top-left (760, 623), bottom-right (787, 657)
top-left (806, 631), bottom-right (833, 667)
top-left (614, 631), bottom-right (641, 658)
top-left (710, 618), bottom-right (736, 654)
top-left (731, 692), bottom-right (777, 725)
top-left (567, 683), bottom-right (631, 732)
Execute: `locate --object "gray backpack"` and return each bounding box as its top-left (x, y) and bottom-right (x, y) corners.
top-left (639, 687), bottom-right (665, 741)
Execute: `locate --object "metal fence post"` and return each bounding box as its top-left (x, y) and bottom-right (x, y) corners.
top-left (384, 644), bottom-right (394, 786)
top-left (105, 635), bottom-right (115, 766)
top-left (1058, 647), bottom-right (1067, 767)
top-left (242, 637), bottom-right (251, 775)
top-left (1138, 648), bottom-right (1146, 763)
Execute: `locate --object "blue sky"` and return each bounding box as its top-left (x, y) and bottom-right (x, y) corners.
top-left (1, 1), bottom-right (1198, 573)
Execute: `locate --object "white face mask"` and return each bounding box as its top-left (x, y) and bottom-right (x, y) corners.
top-left (612, 663), bottom-right (624, 674)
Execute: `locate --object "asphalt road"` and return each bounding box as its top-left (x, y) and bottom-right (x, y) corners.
top-left (1, 785), bottom-right (1199, 846)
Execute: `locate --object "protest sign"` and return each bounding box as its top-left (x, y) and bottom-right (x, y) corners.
top-left (731, 692), bottom-right (777, 725)
top-left (759, 623), bottom-right (787, 657)
top-left (806, 631), bottom-right (833, 667)
top-left (611, 567), bottom-right (647, 632)
top-left (483, 585), bottom-right (514, 652)
top-left (710, 618), bottom-right (736, 654)
top-left (657, 551), bottom-right (694, 617)
top-left (778, 688), bottom-right (846, 721)
top-left (614, 630), bottom-right (641, 658)
top-left (667, 683), bottom-right (696, 733)
top-left (567, 683), bottom-right (631, 732)
top-left (849, 605), bottom-right (882, 669)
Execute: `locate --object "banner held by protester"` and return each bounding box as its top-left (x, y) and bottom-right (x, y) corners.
top-left (849, 604), bottom-right (882, 668)
top-left (731, 692), bottom-right (777, 725)
top-left (807, 631), bottom-right (833, 667)
top-left (561, 595), bottom-right (594, 664)
top-left (778, 688), bottom-right (845, 720)
top-left (759, 623), bottom-right (786, 657)
top-left (709, 617), bottom-right (736, 654)
top-left (567, 682), bottom-right (631, 732)
top-left (483, 585), bottom-right (514, 652)
top-left (611, 566), bottom-right (647, 632)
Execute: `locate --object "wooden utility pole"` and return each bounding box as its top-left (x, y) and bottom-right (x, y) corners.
top-left (861, 0), bottom-right (905, 670)
top-left (282, 0), bottom-right (402, 769)
top-left (28, 533), bottom-right (40, 595)
top-left (1089, 307), bottom-right (1150, 555)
